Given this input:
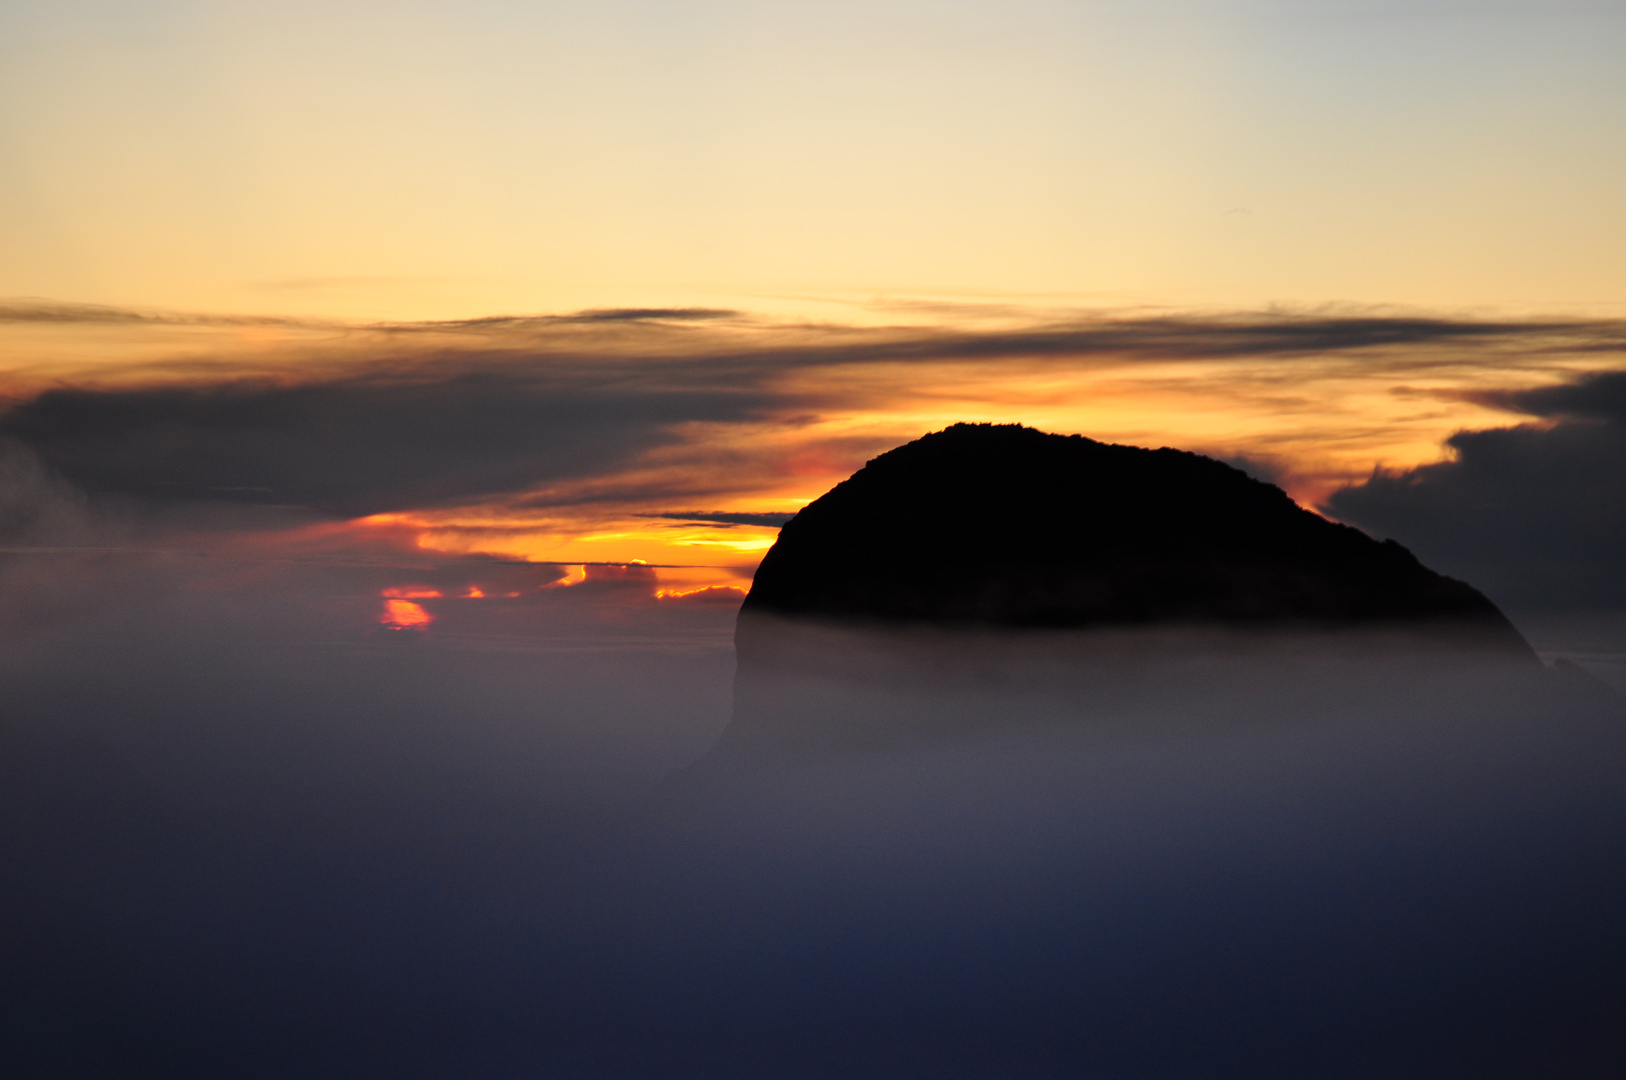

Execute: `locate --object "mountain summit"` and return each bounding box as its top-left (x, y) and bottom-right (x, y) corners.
top-left (745, 423), bottom-right (1530, 654)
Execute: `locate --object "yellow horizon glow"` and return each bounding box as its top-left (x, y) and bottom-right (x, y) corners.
top-left (2, 3), bottom-right (1623, 324)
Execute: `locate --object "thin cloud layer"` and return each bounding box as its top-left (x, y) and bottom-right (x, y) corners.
top-left (1327, 369), bottom-right (1626, 611)
top-left (5, 304), bottom-right (1624, 481)
top-left (644, 511), bottom-right (798, 527)
top-left (5, 300), bottom-right (1626, 589)
top-left (0, 369), bottom-right (772, 517)
top-left (0, 299), bottom-right (736, 331)
top-left (1475, 368), bottom-right (1626, 421)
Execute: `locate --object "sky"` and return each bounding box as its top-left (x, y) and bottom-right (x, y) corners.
top-left (3, 0), bottom-right (1625, 323)
top-left (3, 0), bottom-right (1625, 608)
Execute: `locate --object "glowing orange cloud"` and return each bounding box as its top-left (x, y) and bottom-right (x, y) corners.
top-left (655, 585), bottom-right (748, 604)
top-left (547, 565), bottom-right (589, 588)
top-left (380, 598), bottom-right (433, 630)
top-left (382, 587), bottom-right (442, 599)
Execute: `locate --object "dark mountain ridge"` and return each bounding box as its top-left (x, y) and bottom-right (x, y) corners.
top-left (744, 423), bottom-right (1531, 655)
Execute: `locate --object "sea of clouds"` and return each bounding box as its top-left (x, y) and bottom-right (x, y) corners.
top-left (4, 309), bottom-right (1626, 1076)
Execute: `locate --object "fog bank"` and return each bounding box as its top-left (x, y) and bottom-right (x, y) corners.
top-left (6, 564), bottom-right (1625, 1076)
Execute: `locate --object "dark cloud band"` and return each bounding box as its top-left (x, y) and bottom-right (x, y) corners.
top-left (0, 371), bottom-right (770, 517)
top-left (643, 511), bottom-right (797, 528)
top-left (1328, 368), bottom-right (1626, 611)
top-left (5, 302), bottom-right (1625, 521)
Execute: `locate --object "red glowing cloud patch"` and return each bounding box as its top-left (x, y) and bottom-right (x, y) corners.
top-left (380, 598), bottom-right (433, 630)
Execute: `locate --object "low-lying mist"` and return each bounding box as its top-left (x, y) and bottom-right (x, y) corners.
top-left (6, 544), bottom-right (1625, 1078)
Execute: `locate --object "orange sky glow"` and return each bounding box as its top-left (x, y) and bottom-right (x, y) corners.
top-left (3, 1), bottom-right (1622, 610)
top-left (4, 304), bottom-right (1606, 600)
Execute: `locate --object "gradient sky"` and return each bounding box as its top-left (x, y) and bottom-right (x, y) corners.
top-left (3, 0), bottom-right (1623, 320)
top-left (2, 0), bottom-right (1624, 608)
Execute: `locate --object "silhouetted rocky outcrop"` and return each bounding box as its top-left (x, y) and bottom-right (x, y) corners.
top-left (680, 423), bottom-right (1549, 761)
top-left (744, 423), bottom-right (1532, 655)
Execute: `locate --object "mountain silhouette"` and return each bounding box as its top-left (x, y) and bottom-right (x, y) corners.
top-left (744, 423), bottom-right (1532, 655)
